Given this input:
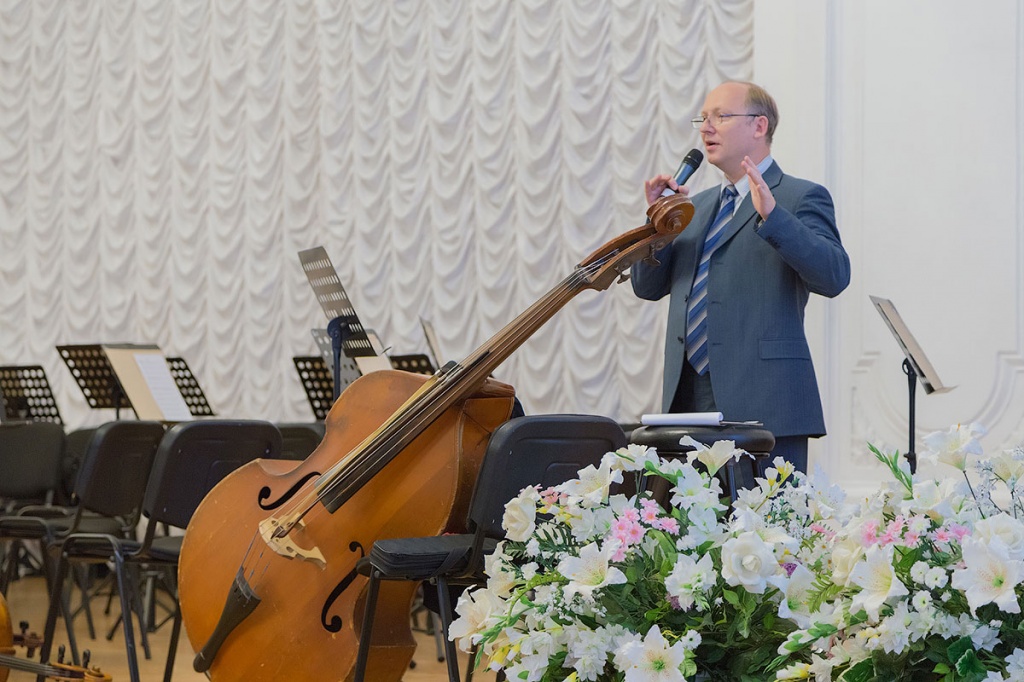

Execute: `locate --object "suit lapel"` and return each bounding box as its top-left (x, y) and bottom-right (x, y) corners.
top-left (716, 161), bottom-right (784, 247)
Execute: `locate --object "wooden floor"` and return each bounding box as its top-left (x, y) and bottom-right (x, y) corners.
top-left (2, 574), bottom-right (496, 681)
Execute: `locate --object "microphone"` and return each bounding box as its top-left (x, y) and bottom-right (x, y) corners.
top-left (660, 149), bottom-right (704, 197)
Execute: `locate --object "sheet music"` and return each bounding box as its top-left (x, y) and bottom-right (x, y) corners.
top-left (134, 354), bottom-right (194, 421)
top-left (420, 317), bottom-right (444, 368)
top-left (641, 412), bottom-right (725, 426)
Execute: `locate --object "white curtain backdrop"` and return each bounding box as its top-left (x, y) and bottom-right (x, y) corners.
top-left (0, 0), bottom-right (753, 428)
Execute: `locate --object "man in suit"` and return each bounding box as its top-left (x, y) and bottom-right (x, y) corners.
top-left (631, 81), bottom-right (850, 471)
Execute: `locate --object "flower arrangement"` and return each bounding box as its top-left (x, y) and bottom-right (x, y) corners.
top-left (448, 425), bottom-right (1024, 681)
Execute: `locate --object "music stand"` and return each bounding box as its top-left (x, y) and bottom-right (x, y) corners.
top-left (871, 296), bottom-right (954, 471)
top-left (389, 354), bottom-right (436, 376)
top-left (56, 344), bottom-right (130, 419)
top-left (299, 246), bottom-right (378, 400)
top-left (420, 317), bottom-right (445, 369)
top-left (166, 357), bottom-right (215, 417)
top-left (0, 365), bottom-right (63, 424)
top-left (102, 344), bottom-right (195, 422)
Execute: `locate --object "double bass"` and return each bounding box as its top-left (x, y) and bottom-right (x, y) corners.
top-left (178, 194), bottom-right (694, 680)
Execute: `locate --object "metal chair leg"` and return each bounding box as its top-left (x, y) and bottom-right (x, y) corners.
top-left (111, 551), bottom-right (142, 682)
top-left (353, 569), bottom-right (382, 682)
top-left (435, 578), bottom-right (461, 682)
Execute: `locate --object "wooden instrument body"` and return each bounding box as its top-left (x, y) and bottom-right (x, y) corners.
top-left (179, 370), bottom-right (512, 681)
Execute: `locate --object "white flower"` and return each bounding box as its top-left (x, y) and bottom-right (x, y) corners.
top-left (988, 448), bottom-right (1024, 485)
top-left (1006, 647), bottom-right (1024, 677)
top-left (664, 552), bottom-right (715, 610)
top-left (924, 566), bottom-right (948, 589)
top-left (560, 461), bottom-right (623, 508)
top-left (721, 531), bottom-right (780, 594)
top-left (777, 563), bottom-right (816, 628)
top-left (448, 588), bottom-right (507, 652)
top-left (974, 513), bottom-right (1024, 560)
top-left (921, 422), bottom-right (986, 470)
top-left (613, 624), bottom-right (687, 682)
top-left (604, 443), bottom-right (658, 473)
top-left (849, 545), bottom-right (909, 621)
top-left (829, 539), bottom-right (865, 588)
top-left (558, 541), bottom-right (628, 601)
top-left (680, 436), bottom-right (747, 477)
top-left (952, 536), bottom-right (1024, 614)
top-left (503, 486), bottom-right (540, 542)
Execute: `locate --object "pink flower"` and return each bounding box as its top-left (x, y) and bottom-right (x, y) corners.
top-left (949, 524), bottom-right (970, 541)
top-left (640, 507), bottom-right (660, 525)
top-left (902, 531), bottom-right (921, 548)
top-left (809, 522), bottom-right (836, 540)
top-left (655, 517), bottom-right (679, 534)
top-left (862, 520), bottom-right (880, 546)
top-left (620, 507), bottom-right (640, 523)
top-left (624, 522), bottom-right (645, 545)
top-left (933, 528), bottom-right (952, 543)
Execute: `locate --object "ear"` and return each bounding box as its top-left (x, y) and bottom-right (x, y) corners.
top-left (753, 115), bottom-right (770, 140)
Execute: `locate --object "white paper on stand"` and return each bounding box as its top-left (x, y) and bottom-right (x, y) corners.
top-left (133, 353), bottom-right (194, 422)
top-left (640, 412), bottom-right (724, 426)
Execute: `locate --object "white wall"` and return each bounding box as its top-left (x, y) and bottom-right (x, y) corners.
top-left (755, 0), bottom-right (1024, 489)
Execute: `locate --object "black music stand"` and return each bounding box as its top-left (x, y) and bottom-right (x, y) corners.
top-left (292, 356), bottom-right (334, 421)
top-left (166, 357), bottom-right (215, 417)
top-left (0, 365), bottom-right (63, 424)
top-left (299, 247), bottom-right (379, 401)
top-left (871, 296), bottom-right (954, 472)
top-left (390, 354), bottom-right (436, 376)
top-left (56, 344), bottom-right (131, 419)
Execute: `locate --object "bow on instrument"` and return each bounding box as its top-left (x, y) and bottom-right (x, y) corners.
top-left (178, 193), bottom-right (694, 681)
top-left (0, 592), bottom-right (112, 682)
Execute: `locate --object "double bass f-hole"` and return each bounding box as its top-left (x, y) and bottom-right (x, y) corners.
top-left (257, 472), bottom-right (321, 510)
top-left (321, 542), bottom-right (365, 633)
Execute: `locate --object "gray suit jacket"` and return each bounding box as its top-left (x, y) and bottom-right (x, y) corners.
top-left (631, 162), bottom-right (850, 438)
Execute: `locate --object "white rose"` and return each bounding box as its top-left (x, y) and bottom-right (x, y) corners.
top-left (503, 487), bottom-right (541, 541)
top-left (974, 513), bottom-right (1024, 560)
top-left (720, 531), bottom-right (779, 594)
top-left (831, 539), bottom-right (866, 587)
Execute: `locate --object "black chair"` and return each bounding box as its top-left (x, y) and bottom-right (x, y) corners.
top-left (0, 421), bottom-right (66, 590)
top-left (353, 414), bottom-right (627, 682)
top-left (629, 424), bottom-right (775, 502)
top-left (0, 421), bottom-right (66, 509)
top-left (59, 427), bottom-right (98, 505)
top-left (3, 421), bottom-right (166, 658)
top-left (37, 419), bottom-right (282, 682)
top-left (274, 421), bottom-right (325, 461)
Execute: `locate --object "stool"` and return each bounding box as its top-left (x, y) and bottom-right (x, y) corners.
top-left (630, 424), bottom-right (775, 502)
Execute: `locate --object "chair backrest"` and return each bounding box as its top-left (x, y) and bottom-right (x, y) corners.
top-left (59, 427), bottom-right (98, 504)
top-left (274, 422), bottom-right (325, 461)
top-left (74, 421), bottom-right (166, 519)
top-left (0, 421), bottom-right (66, 500)
top-left (467, 415), bottom-right (627, 538)
top-left (141, 420), bottom-right (282, 530)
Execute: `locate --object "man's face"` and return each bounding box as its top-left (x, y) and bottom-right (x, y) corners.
top-left (698, 83), bottom-right (765, 179)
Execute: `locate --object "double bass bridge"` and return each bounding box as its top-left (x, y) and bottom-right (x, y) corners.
top-left (258, 516), bottom-right (327, 568)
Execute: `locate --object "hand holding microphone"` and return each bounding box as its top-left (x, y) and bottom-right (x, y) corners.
top-left (644, 149), bottom-right (703, 206)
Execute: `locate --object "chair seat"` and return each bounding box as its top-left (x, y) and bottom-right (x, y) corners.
top-left (61, 533), bottom-right (143, 560)
top-left (367, 535), bottom-right (496, 581)
top-left (0, 513), bottom-right (124, 540)
top-left (146, 535), bottom-right (182, 562)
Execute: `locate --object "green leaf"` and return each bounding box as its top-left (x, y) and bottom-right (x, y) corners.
top-left (723, 589), bottom-right (740, 606)
top-left (932, 662), bottom-right (951, 674)
top-left (839, 659), bottom-right (874, 682)
top-left (954, 649), bottom-right (987, 677)
top-left (946, 636), bottom-right (973, 664)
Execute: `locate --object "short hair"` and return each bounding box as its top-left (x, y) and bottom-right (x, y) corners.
top-left (742, 82), bottom-right (779, 145)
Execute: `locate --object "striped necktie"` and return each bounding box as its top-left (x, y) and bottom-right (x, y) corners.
top-left (685, 184), bottom-right (738, 375)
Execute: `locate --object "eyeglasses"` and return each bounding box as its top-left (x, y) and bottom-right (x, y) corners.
top-left (690, 113), bottom-right (761, 130)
